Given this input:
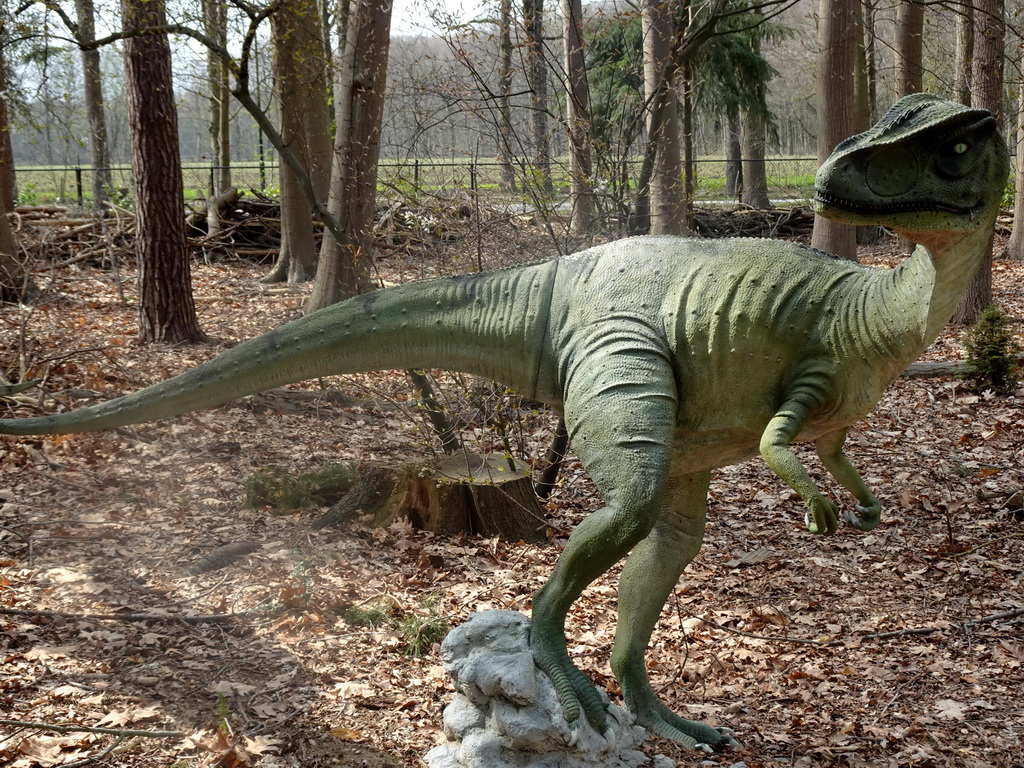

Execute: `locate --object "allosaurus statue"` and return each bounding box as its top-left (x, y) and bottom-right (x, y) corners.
top-left (0, 95), bottom-right (1009, 751)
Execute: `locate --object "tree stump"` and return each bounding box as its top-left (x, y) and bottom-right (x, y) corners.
top-left (315, 453), bottom-right (548, 543)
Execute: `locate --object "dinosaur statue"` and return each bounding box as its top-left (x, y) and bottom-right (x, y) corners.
top-left (0, 95), bottom-right (1009, 751)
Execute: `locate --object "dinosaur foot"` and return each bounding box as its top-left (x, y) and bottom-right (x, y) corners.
top-left (844, 503), bottom-right (881, 531)
top-left (632, 700), bottom-right (740, 752)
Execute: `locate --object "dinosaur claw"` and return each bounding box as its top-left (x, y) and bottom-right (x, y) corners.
top-left (600, 724), bottom-right (617, 751)
top-left (715, 726), bottom-right (740, 748)
top-left (566, 719), bottom-right (580, 748)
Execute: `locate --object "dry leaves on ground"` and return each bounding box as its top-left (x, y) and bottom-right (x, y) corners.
top-left (1, 223), bottom-right (1022, 768)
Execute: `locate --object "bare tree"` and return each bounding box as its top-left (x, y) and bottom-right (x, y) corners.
top-left (0, 201), bottom-right (33, 300)
top-left (894, 0), bottom-right (924, 95)
top-left (73, 0), bottom-right (112, 209)
top-left (810, 0), bottom-right (858, 260)
top-left (203, 0), bottom-right (231, 230)
top-left (953, 4), bottom-right (973, 104)
top-left (306, 0), bottom-right (392, 311)
top-left (263, 0), bottom-right (332, 284)
top-left (642, 0), bottom-right (686, 235)
top-left (524, 0), bottom-right (552, 194)
top-left (498, 0), bottom-right (516, 191)
top-left (1005, 81), bottom-right (1024, 261)
top-left (562, 0), bottom-right (595, 234)
top-left (0, 29), bottom-right (15, 213)
top-left (952, 0), bottom-right (1003, 323)
top-left (121, 0), bottom-right (205, 343)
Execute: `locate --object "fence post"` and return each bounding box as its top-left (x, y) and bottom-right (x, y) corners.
top-left (75, 168), bottom-right (83, 208)
top-left (414, 159), bottom-right (420, 187)
top-left (470, 162), bottom-right (477, 193)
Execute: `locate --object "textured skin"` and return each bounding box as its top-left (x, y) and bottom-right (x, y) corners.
top-left (0, 96), bottom-right (1010, 750)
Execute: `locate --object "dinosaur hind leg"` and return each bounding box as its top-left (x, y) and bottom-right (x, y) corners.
top-left (610, 467), bottom-right (738, 751)
top-left (530, 349), bottom-right (677, 743)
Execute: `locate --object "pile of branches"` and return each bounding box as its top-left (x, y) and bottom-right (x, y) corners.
top-left (9, 189), bottom-right (484, 270)
top-left (691, 205), bottom-right (815, 239)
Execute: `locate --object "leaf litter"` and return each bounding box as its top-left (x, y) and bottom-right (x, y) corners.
top-left (0, 224), bottom-right (1022, 767)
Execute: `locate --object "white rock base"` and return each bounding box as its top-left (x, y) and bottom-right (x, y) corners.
top-left (425, 610), bottom-right (673, 768)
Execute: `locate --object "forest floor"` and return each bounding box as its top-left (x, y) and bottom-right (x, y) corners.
top-left (0, 216), bottom-right (1022, 768)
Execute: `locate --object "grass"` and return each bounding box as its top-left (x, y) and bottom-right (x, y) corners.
top-left (11, 155), bottom-right (820, 209)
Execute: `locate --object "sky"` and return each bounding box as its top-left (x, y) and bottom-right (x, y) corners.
top-left (390, 0), bottom-right (477, 36)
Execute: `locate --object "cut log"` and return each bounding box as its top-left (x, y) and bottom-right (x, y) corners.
top-left (314, 453), bottom-right (548, 542)
top-left (382, 453), bottom-right (547, 542)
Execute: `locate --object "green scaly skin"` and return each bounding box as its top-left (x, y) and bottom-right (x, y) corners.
top-left (0, 95), bottom-right (1009, 751)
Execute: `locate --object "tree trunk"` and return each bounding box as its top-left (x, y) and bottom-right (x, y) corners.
top-left (810, 0), bottom-right (858, 261)
top-left (305, 0), bottom-right (391, 311)
top-left (725, 104), bottom-right (742, 200)
top-left (74, 0), bottom-right (112, 210)
top-left (562, 0), bottom-right (595, 234)
top-left (642, 0), bottom-right (687, 236)
top-left (1005, 82), bottom-right (1024, 261)
top-left (0, 35), bottom-right (15, 213)
top-left (740, 107), bottom-right (771, 209)
top-left (895, 0), bottom-right (924, 95)
top-left (498, 0), bottom-right (516, 192)
top-left (953, 5), bottom-right (973, 105)
top-left (0, 208), bottom-right (33, 301)
top-left (524, 0), bottom-right (552, 195)
top-left (122, 0), bottom-right (205, 344)
top-left (264, 0), bottom-right (330, 285)
top-left (862, 0), bottom-right (878, 120)
top-left (365, 454), bottom-right (547, 542)
top-left (952, 0), bottom-right (1003, 324)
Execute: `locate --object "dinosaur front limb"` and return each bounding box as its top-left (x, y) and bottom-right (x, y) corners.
top-left (759, 391), bottom-right (840, 535)
top-left (611, 469), bottom-right (739, 752)
top-left (815, 428), bottom-right (882, 531)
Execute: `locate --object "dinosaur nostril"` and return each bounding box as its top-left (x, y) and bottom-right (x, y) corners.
top-left (866, 146), bottom-right (919, 197)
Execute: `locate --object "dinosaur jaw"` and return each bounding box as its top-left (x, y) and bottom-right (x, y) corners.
top-left (812, 194), bottom-right (983, 234)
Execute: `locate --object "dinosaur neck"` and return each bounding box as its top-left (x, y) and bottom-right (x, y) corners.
top-left (850, 212), bottom-right (994, 377)
top-left (914, 218), bottom-right (995, 340)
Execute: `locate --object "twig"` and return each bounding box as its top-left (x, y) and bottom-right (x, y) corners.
top-left (962, 606), bottom-right (1024, 626)
top-left (0, 719), bottom-right (183, 738)
top-left (62, 735), bottom-right (127, 767)
top-left (0, 606), bottom-right (249, 623)
top-left (681, 605), bottom-right (1024, 648)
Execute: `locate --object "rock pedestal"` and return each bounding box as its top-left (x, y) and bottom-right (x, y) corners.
top-left (425, 611), bottom-right (673, 768)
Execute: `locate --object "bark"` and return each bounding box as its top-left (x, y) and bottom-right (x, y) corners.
top-left (863, 0), bottom-right (877, 120)
top-left (810, 0), bottom-right (858, 261)
top-left (561, 0), bottom-right (595, 234)
top-left (740, 107), bottom-right (771, 209)
top-left (953, 5), bottom-right (973, 104)
top-left (725, 104), bottom-right (742, 199)
top-left (0, 36), bottom-right (15, 213)
top-left (524, 0), bottom-right (552, 195)
top-left (0, 207), bottom-right (34, 301)
top-left (895, 0), bottom-right (924, 95)
top-left (642, 0), bottom-right (687, 236)
top-left (264, 0), bottom-right (330, 284)
top-left (498, 0), bottom-right (516, 192)
top-left (305, 0), bottom-right (391, 311)
top-left (122, 0), bottom-right (205, 343)
top-left (952, 0), bottom-right (1003, 324)
top-left (367, 454), bottom-right (547, 542)
top-left (1005, 82), bottom-right (1024, 261)
top-left (74, 0), bottom-right (112, 209)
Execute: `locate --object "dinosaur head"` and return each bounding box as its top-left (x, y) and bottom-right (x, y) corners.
top-left (813, 94), bottom-right (1010, 239)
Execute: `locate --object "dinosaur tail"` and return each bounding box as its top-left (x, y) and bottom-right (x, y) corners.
top-left (0, 261), bottom-right (557, 436)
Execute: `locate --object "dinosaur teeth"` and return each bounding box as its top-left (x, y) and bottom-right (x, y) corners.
top-left (813, 194), bottom-right (972, 216)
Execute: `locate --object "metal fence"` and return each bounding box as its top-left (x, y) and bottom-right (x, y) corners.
top-left (10, 156), bottom-right (820, 211)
